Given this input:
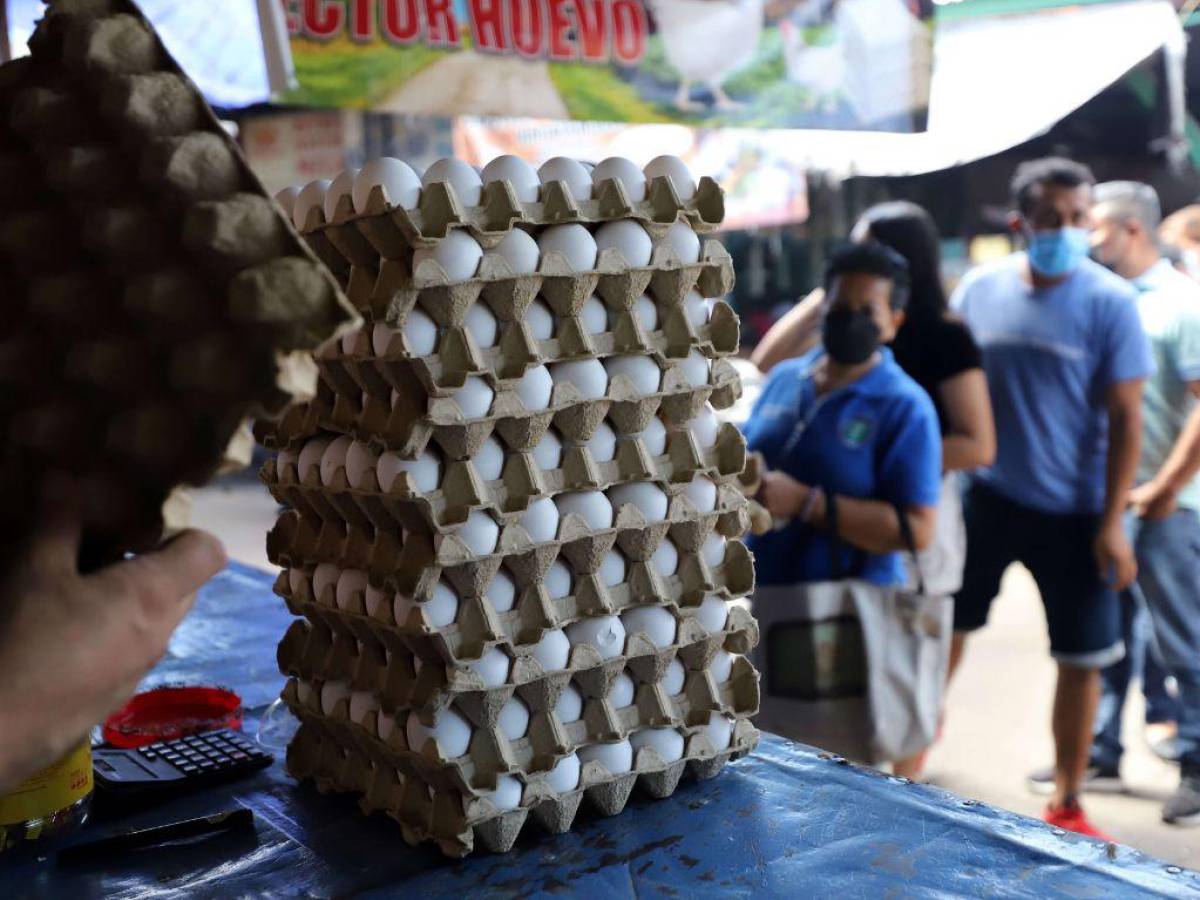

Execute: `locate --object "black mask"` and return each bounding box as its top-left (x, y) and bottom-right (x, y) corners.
top-left (822, 307), bottom-right (880, 365)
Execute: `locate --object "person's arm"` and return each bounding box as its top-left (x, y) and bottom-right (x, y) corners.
top-left (937, 368), bottom-right (996, 472)
top-left (1130, 380), bottom-right (1200, 520)
top-left (748, 287), bottom-right (824, 373)
top-left (0, 485), bottom-right (225, 791)
top-left (1095, 377), bottom-right (1143, 589)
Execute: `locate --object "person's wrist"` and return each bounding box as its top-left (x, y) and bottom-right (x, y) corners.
top-left (796, 485), bottom-right (822, 523)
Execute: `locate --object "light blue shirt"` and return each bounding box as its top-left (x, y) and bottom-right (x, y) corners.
top-left (952, 255), bottom-right (1154, 515)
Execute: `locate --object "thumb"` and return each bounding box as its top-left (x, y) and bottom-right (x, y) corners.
top-left (90, 529), bottom-right (226, 626)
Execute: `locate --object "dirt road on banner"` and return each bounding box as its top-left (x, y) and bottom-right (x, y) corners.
top-left (378, 53), bottom-right (569, 118)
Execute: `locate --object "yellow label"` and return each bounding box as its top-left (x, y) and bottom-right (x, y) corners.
top-left (0, 743), bottom-right (92, 826)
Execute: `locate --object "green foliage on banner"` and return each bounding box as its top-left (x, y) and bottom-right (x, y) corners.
top-left (285, 38), bottom-right (448, 108)
top-left (548, 64), bottom-right (669, 122)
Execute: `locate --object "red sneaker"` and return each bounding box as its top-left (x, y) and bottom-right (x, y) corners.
top-left (1044, 800), bottom-right (1114, 841)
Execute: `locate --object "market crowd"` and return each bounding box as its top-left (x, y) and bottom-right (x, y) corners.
top-left (744, 158), bottom-right (1200, 839)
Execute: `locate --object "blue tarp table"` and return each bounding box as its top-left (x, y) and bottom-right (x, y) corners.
top-left (5, 563), bottom-right (1197, 898)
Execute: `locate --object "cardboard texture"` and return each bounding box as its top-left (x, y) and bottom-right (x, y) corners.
top-left (261, 158), bottom-right (758, 856)
top-left (0, 0), bottom-right (357, 559)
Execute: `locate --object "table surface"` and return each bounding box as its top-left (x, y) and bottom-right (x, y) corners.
top-left (4, 563), bottom-right (1198, 899)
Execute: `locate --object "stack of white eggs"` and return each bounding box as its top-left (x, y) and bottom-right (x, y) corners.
top-left (266, 154), bottom-right (758, 857)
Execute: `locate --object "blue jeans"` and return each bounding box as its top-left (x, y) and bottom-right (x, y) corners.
top-left (1094, 510), bottom-right (1200, 772)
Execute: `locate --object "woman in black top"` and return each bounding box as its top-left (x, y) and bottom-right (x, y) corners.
top-left (750, 201), bottom-right (995, 778)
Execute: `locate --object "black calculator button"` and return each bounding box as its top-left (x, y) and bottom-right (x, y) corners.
top-left (180, 763), bottom-right (199, 773)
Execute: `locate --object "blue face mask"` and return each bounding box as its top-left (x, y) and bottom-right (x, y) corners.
top-left (1026, 227), bottom-right (1090, 278)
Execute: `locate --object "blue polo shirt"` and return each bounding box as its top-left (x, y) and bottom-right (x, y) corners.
top-left (743, 348), bottom-right (942, 587)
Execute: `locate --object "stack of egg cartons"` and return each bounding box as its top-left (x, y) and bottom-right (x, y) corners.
top-left (258, 153), bottom-right (760, 856)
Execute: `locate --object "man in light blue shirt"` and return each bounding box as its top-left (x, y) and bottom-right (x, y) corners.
top-left (950, 158), bottom-right (1154, 839)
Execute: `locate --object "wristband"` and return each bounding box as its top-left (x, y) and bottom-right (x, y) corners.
top-left (798, 486), bottom-right (823, 525)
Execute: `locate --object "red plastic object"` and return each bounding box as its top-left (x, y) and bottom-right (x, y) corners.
top-left (103, 685), bottom-right (243, 748)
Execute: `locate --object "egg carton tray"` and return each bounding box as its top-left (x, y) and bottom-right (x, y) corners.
top-left (285, 713), bottom-right (758, 857)
top-left (0, 0), bottom-right (356, 556)
top-left (262, 421), bottom-right (746, 536)
top-left (300, 172), bottom-right (726, 269)
top-left (263, 353), bottom-right (742, 462)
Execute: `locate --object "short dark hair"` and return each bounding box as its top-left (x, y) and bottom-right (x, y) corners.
top-left (1010, 156), bottom-right (1095, 215)
top-left (824, 240), bottom-right (910, 310)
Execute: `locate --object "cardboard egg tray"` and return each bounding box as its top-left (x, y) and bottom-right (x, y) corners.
top-left (285, 711), bottom-right (759, 857)
top-left (301, 169), bottom-right (726, 261)
top-left (0, 0), bottom-right (356, 556)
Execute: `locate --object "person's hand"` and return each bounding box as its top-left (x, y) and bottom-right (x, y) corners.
top-left (758, 470), bottom-right (810, 520)
top-left (0, 484), bottom-right (225, 791)
top-left (1094, 520), bottom-right (1137, 591)
top-left (1129, 479), bottom-right (1178, 521)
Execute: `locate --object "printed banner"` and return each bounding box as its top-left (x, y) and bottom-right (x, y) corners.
top-left (281, 0), bottom-right (934, 131)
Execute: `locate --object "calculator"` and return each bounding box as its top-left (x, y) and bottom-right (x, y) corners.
top-left (92, 729), bottom-right (273, 811)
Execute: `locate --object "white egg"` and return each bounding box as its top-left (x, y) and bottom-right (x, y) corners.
top-left (365, 583), bottom-right (388, 617)
top-left (393, 592), bottom-right (414, 624)
top-left (402, 307), bottom-right (439, 356)
top-left (545, 560), bottom-right (573, 600)
top-left (498, 695), bottom-right (530, 741)
top-left (546, 752), bottom-right (582, 792)
top-left (680, 350), bottom-right (710, 387)
top-left (577, 420), bottom-right (616, 462)
top-left (538, 156), bottom-right (593, 202)
top-left (469, 646), bottom-right (511, 688)
top-left (578, 738), bottom-right (634, 774)
top-left (682, 290), bottom-right (708, 328)
top-left (335, 569), bottom-right (368, 611)
top-left (345, 440), bottom-right (379, 489)
top-left (422, 158), bottom-right (483, 206)
top-left (465, 302), bottom-right (498, 348)
top-left (287, 567), bottom-right (307, 595)
top-left (297, 436), bottom-right (330, 482)
top-left (684, 476), bottom-right (718, 513)
top-left (538, 224), bottom-right (597, 272)
top-left (609, 671), bottom-right (635, 708)
top-left (296, 679), bottom-right (314, 706)
top-left (486, 570), bottom-right (517, 613)
top-left (533, 429), bottom-right (564, 470)
top-left (701, 533), bottom-right (727, 568)
top-left (532, 627), bottom-right (570, 671)
top-left (320, 680), bottom-right (350, 716)
top-left (696, 595), bottom-right (730, 634)
top-left (277, 447), bottom-right (298, 476)
top-left (633, 294), bottom-right (658, 331)
top-left (643, 155), bottom-right (696, 200)
top-left (549, 359), bottom-right (608, 399)
top-left (565, 615), bottom-right (626, 660)
top-left (661, 658), bottom-right (686, 696)
top-left (453, 375), bottom-right (495, 418)
top-left (353, 157), bottom-right (421, 211)
top-left (607, 482), bottom-right (669, 522)
top-left (477, 773), bottom-right (523, 812)
top-left (517, 364), bottom-right (554, 411)
top-left (689, 405), bottom-right (720, 450)
top-left (412, 230), bottom-right (483, 282)
top-left (555, 490), bottom-right (614, 530)
top-left (664, 221), bottom-right (701, 264)
top-left (323, 168), bottom-right (360, 221)
top-left (312, 563), bottom-right (341, 603)
top-left (555, 683), bottom-right (583, 723)
top-left (604, 355), bottom-right (661, 395)
top-left (598, 549), bottom-right (626, 588)
top-left (459, 510), bottom-right (500, 555)
top-left (273, 185), bottom-right (300, 219)
top-left (377, 711), bottom-right (397, 740)
top-left (580, 294), bottom-right (609, 335)
top-left (482, 154), bottom-right (540, 203)
top-left (377, 447), bottom-right (441, 493)
top-left (292, 178), bottom-right (330, 229)
top-left (620, 605), bottom-right (677, 649)
top-left (702, 712), bottom-right (734, 751)
top-left (525, 298), bottom-right (555, 340)
top-left (482, 231), bottom-right (539, 282)
top-left (422, 581), bottom-right (460, 627)
top-left (595, 219), bottom-right (652, 267)
top-left (349, 690), bottom-right (379, 725)
top-left (592, 157), bottom-right (647, 202)
top-left (339, 329), bottom-right (361, 356)
top-left (631, 727), bottom-right (685, 763)
top-left (651, 538), bottom-right (679, 576)
top-left (520, 496), bottom-right (560, 543)
top-left (406, 707), bottom-right (472, 758)
top-left (371, 322), bottom-right (398, 357)
top-left (708, 650), bottom-right (734, 684)
top-left (627, 417), bottom-right (667, 456)
top-left (469, 435), bottom-right (504, 483)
